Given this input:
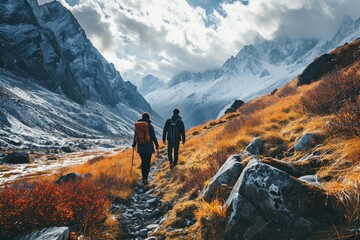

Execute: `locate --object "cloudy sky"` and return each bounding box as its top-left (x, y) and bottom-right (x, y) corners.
top-left (38, 0), bottom-right (360, 82)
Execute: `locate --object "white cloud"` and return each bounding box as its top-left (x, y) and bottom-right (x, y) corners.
top-left (39, 0), bottom-right (360, 81)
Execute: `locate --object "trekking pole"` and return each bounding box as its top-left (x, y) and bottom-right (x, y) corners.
top-left (130, 147), bottom-right (134, 176)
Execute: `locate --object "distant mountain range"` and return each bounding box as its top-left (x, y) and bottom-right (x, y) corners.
top-left (0, 0), bottom-right (160, 149)
top-left (140, 16), bottom-right (360, 127)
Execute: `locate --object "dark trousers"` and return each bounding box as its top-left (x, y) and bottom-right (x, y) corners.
top-left (167, 141), bottom-right (180, 165)
top-left (139, 153), bottom-right (152, 180)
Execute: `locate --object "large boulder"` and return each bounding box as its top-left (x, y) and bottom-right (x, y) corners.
top-left (202, 154), bottom-right (245, 202)
top-left (260, 158), bottom-right (315, 178)
top-left (294, 133), bottom-right (319, 151)
top-left (225, 159), bottom-right (338, 240)
top-left (244, 137), bottom-right (264, 155)
top-left (225, 100), bottom-right (245, 114)
top-left (17, 226), bottom-right (69, 240)
top-left (3, 152), bottom-right (30, 164)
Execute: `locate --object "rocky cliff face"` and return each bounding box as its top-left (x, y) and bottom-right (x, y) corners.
top-left (0, 0), bottom-right (150, 111)
top-left (0, 0), bottom-right (159, 148)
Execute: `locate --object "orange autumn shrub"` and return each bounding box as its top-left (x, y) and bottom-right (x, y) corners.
top-left (0, 179), bottom-right (110, 239)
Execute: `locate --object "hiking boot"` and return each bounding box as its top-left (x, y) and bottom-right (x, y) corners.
top-left (142, 179), bottom-right (149, 185)
top-left (170, 163), bottom-right (175, 169)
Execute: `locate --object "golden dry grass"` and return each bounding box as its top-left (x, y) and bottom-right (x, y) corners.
top-left (153, 63), bottom-right (360, 239)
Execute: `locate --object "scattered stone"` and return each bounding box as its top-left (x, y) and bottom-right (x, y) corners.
top-left (146, 198), bottom-right (157, 205)
top-left (244, 137), bottom-right (264, 155)
top-left (17, 226), bottom-right (69, 240)
top-left (78, 143), bottom-right (87, 150)
top-left (159, 218), bottom-right (167, 225)
top-left (99, 143), bottom-right (115, 148)
top-left (3, 152), bottom-right (30, 164)
top-left (56, 172), bottom-right (81, 185)
top-left (146, 237), bottom-right (157, 240)
top-left (294, 133), bottom-right (319, 151)
top-left (61, 146), bottom-right (72, 153)
top-left (47, 157), bottom-right (57, 161)
top-left (139, 229), bottom-right (148, 238)
top-left (146, 224), bottom-right (159, 230)
top-left (202, 154), bottom-right (245, 202)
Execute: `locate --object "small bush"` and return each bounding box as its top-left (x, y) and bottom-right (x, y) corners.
top-left (328, 100), bottom-right (360, 137)
top-left (336, 181), bottom-right (360, 228)
top-left (300, 71), bottom-right (360, 115)
top-left (195, 200), bottom-right (227, 240)
top-left (0, 179), bottom-right (110, 239)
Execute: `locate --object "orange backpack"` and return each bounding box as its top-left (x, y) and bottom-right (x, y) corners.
top-left (135, 121), bottom-right (151, 144)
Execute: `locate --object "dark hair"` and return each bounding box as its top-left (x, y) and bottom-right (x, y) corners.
top-left (142, 112), bottom-right (150, 120)
top-left (173, 108), bottom-right (180, 115)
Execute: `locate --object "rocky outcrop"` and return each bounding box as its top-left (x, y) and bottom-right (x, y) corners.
top-left (225, 100), bottom-right (245, 114)
top-left (17, 226), bottom-right (69, 240)
top-left (298, 38), bottom-right (360, 86)
top-left (3, 152), bottom-right (30, 164)
top-left (225, 159), bottom-right (338, 240)
top-left (0, 0), bottom-right (152, 109)
top-left (244, 137), bottom-right (264, 155)
top-left (202, 154), bottom-right (245, 202)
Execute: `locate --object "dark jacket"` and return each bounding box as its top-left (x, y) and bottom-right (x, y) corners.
top-left (133, 118), bottom-right (159, 154)
top-left (162, 115), bottom-right (186, 143)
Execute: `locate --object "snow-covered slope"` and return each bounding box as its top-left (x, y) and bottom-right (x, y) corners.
top-left (145, 16), bottom-right (360, 128)
top-left (0, 0), bottom-right (160, 148)
top-left (137, 75), bottom-right (165, 96)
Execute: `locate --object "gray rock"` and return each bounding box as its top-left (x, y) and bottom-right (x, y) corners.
top-left (99, 143), bottom-right (115, 148)
top-left (3, 152), bottom-right (30, 164)
top-left (294, 133), bottom-right (318, 151)
top-left (225, 158), bottom-right (338, 240)
top-left (146, 237), bottom-right (157, 240)
top-left (61, 146), bottom-right (72, 153)
top-left (159, 217), bottom-right (167, 225)
top-left (298, 175), bottom-right (323, 187)
top-left (244, 137), bottom-right (264, 155)
top-left (77, 143), bottom-right (87, 150)
top-left (202, 154), bottom-right (245, 202)
top-left (139, 229), bottom-right (148, 238)
top-left (17, 226), bottom-right (69, 240)
top-left (146, 224), bottom-right (160, 230)
top-left (56, 172), bottom-right (81, 185)
top-left (146, 198), bottom-right (157, 204)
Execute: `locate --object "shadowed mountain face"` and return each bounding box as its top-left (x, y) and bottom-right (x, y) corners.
top-left (0, 0), bottom-right (150, 111)
top-left (0, 0), bottom-right (161, 148)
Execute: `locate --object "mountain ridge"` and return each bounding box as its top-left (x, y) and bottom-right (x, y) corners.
top-left (144, 16), bottom-right (360, 128)
top-left (0, 0), bottom-right (161, 148)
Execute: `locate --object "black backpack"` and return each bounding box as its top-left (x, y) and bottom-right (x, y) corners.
top-left (168, 119), bottom-right (180, 143)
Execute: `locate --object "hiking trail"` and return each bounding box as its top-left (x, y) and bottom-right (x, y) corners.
top-left (114, 154), bottom-right (170, 240)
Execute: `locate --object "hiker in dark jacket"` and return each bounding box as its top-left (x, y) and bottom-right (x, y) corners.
top-left (162, 108), bottom-right (185, 169)
top-left (132, 112), bottom-right (159, 185)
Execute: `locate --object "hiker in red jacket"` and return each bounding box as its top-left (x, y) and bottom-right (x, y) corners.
top-left (132, 112), bottom-right (159, 185)
top-left (162, 109), bottom-right (185, 169)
